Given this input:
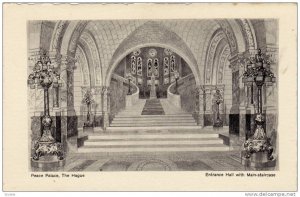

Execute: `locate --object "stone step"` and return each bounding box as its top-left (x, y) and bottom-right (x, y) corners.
top-left (110, 123), bottom-right (197, 127)
top-left (112, 119), bottom-right (196, 123)
top-left (88, 133), bottom-right (219, 140)
top-left (114, 114), bottom-right (193, 118)
top-left (84, 139), bottom-right (224, 146)
top-left (78, 144), bottom-right (229, 153)
top-left (106, 126), bottom-right (202, 131)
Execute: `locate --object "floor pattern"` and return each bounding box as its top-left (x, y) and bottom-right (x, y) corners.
top-left (50, 151), bottom-right (252, 171)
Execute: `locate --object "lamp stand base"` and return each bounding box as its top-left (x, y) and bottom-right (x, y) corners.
top-left (31, 140), bottom-right (65, 169)
top-left (213, 118), bottom-right (223, 127)
top-left (31, 156), bottom-right (66, 170)
top-left (241, 151), bottom-right (276, 169)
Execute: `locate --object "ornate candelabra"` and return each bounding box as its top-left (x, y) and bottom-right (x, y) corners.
top-left (174, 70), bottom-right (180, 95)
top-left (241, 49), bottom-right (276, 162)
top-left (213, 89), bottom-right (223, 127)
top-left (28, 52), bottom-right (65, 167)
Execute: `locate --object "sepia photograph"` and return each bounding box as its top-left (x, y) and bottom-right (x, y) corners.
top-left (27, 18), bottom-right (279, 172)
top-left (3, 2), bottom-right (297, 192)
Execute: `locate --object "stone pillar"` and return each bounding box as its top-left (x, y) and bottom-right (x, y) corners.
top-left (194, 86), bottom-right (205, 127)
top-left (59, 55), bottom-right (77, 153)
top-left (92, 86), bottom-right (103, 127)
top-left (204, 85), bottom-right (212, 126)
top-left (102, 86), bottom-right (110, 130)
top-left (264, 46), bottom-right (278, 138)
top-left (229, 55), bottom-right (243, 136)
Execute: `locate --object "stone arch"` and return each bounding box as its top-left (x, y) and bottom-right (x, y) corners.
top-left (204, 29), bottom-right (226, 84)
top-left (235, 19), bottom-right (257, 51)
top-left (105, 21), bottom-right (201, 86)
top-left (77, 40), bottom-right (94, 86)
top-left (49, 20), bottom-right (70, 53)
top-left (59, 20), bottom-right (89, 57)
top-left (216, 45), bottom-right (230, 85)
top-left (75, 44), bottom-right (90, 87)
top-left (80, 30), bottom-right (103, 86)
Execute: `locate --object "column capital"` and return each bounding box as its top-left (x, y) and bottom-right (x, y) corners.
top-left (91, 86), bottom-right (104, 95)
top-left (102, 86), bottom-right (110, 95)
top-left (60, 55), bottom-right (77, 71)
top-left (194, 85), bottom-right (205, 95)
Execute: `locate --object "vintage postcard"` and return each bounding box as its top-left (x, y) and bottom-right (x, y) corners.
top-left (3, 3), bottom-right (297, 191)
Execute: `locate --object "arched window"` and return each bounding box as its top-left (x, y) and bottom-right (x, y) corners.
top-left (131, 56), bottom-right (136, 74)
top-left (147, 59), bottom-right (153, 77)
top-left (153, 58), bottom-right (159, 77)
top-left (163, 57), bottom-right (169, 84)
top-left (170, 55), bottom-right (176, 73)
top-left (137, 57), bottom-right (142, 76)
top-left (163, 57), bottom-right (169, 76)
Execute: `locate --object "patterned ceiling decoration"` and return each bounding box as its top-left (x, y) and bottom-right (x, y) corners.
top-left (107, 20), bottom-right (204, 85)
top-left (43, 19), bottom-right (258, 86)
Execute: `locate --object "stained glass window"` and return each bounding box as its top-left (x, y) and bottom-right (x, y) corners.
top-left (170, 55), bottom-right (176, 73)
top-left (147, 59), bottom-right (153, 77)
top-left (154, 58), bottom-right (159, 77)
top-left (137, 57), bottom-right (142, 76)
top-left (131, 56), bottom-right (136, 74)
top-left (163, 57), bottom-right (169, 76)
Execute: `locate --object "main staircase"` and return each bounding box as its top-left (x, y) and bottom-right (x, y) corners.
top-left (110, 99), bottom-right (197, 128)
top-left (77, 98), bottom-right (230, 153)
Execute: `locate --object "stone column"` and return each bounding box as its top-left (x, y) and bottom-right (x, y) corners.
top-left (264, 46), bottom-right (278, 138)
top-left (204, 85), bottom-right (212, 126)
top-left (92, 86), bottom-right (103, 127)
top-left (102, 86), bottom-right (110, 130)
top-left (229, 55), bottom-right (245, 137)
top-left (194, 86), bottom-right (205, 127)
top-left (59, 55), bottom-right (77, 153)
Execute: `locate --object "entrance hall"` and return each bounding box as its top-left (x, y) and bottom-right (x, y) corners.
top-left (27, 19), bottom-right (278, 171)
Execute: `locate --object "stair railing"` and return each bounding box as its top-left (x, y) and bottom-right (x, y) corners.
top-left (111, 73), bottom-right (139, 108)
top-left (167, 73), bottom-right (194, 107)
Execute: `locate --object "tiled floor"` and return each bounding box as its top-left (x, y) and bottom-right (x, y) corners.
top-left (56, 151), bottom-right (250, 171)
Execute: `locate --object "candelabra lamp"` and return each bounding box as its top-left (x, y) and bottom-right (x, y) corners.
top-left (28, 52), bottom-right (65, 169)
top-left (82, 89), bottom-right (94, 132)
top-left (174, 70), bottom-right (180, 95)
top-left (241, 49), bottom-right (276, 169)
top-left (213, 89), bottom-right (223, 127)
